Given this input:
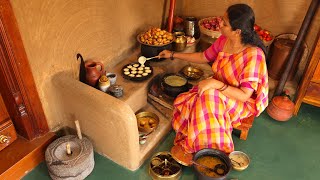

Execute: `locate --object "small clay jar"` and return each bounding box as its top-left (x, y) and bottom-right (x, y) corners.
top-left (85, 60), bottom-right (104, 87)
top-left (98, 75), bottom-right (110, 92)
top-left (267, 94), bottom-right (295, 121)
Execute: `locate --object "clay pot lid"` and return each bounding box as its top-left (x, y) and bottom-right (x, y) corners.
top-left (170, 145), bottom-right (193, 166)
top-left (272, 95), bottom-right (294, 110)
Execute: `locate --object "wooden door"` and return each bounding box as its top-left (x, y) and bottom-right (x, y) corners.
top-left (294, 35), bottom-right (320, 115)
top-left (0, 93), bottom-right (17, 151)
top-left (0, 0), bottom-right (49, 140)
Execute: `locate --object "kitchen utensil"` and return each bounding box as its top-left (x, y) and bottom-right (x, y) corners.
top-left (136, 111), bottom-right (159, 134)
top-left (76, 53), bottom-right (86, 83)
top-left (138, 55), bottom-right (160, 66)
top-left (191, 160), bottom-right (227, 176)
top-left (181, 65), bottom-right (204, 80)
top-left (108, 85), bottom-right (123, 98)
top-left (122, 63), bottom-right (153, 82)
top-left (98, 75), bottom-right (110, 92)
top-left (149, 151), bottom-right (182, 180)
top-left (193, 148), bottom-right (232, 180)
top-left (170, 145), bottom-right (193, 166)
top-left (228, 151), bottom-right (250, 171)
top-left (267, 93), bottom-right (294, 121)
top-left (173, 32), bottom-right (187, 52)
top-left (84, 60), bottom-right (104, 87)
top-left (184, 17), bottom-right (200, 39)
top-left (137, 33), bottom-right (174, 61)
top-left (106, 72), bottom-right (117, 85)
top-left (161, 73), bottom-right (189, 97)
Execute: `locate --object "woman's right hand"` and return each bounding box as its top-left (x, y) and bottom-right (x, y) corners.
top-left (158, 50), bottom-right (172, 59)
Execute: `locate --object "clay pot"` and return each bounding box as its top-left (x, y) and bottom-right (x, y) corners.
top-left (85, 60), bottom-right (104, 87)
top-left (267, 95), bottom-right (295, 121)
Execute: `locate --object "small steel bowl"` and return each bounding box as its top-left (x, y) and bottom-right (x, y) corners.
top-left (181, 65), bottom-right (204, 80)
top-left (136, 111), bottom-right (159, 134)
top-left (229, 151), bottom-right (250, 171)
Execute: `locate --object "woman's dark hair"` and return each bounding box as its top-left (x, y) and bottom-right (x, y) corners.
top-left (227, 4), bottom-right (267, 55)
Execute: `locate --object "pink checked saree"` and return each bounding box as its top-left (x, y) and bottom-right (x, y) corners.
top-left (172, 35), bottom-right (268, 154)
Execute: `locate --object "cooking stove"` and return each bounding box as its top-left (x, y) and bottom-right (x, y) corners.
top-left (147, 74), bottom-right (175, 119)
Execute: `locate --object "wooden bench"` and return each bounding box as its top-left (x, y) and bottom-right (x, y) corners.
top-left (233, 116), bottom-right (255, 140)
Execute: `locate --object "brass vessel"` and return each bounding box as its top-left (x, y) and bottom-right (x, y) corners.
top-left (173, 32), bottom-right (187, 52)
top-left (149, 151), bottom-right (182, 180)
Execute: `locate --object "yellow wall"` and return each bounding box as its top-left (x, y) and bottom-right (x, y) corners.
top-left (10, 0), bottom-right (319, 130)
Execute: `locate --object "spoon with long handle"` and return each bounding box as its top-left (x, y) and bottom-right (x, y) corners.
top-left (230, 158), bottom-right (242, 167)
top-left (138, 55), bottom-right (160, 66)
top-left (191, 160), bottom-right (227, 175)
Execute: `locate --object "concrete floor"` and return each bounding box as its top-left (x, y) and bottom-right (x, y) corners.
top-left (23, 103), bottom-right (320, 180)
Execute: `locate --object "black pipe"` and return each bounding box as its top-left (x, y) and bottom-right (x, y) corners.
top-left (273, 0), bottom-right (319, 96)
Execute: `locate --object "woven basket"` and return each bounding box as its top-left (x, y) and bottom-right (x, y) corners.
top-left (263, 39), bottom-right (274, 47)
top-left (198, 17), bottom-right (221, 38)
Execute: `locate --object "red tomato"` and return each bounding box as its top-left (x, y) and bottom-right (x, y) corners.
top-left (258, 30), bottom-right (264, 36)
top-left (254, 24), bottom-right (261, 31)
top-left (266, 36), bottom-right (273, 41)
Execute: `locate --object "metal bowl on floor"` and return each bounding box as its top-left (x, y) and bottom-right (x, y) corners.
top-left (149, 151), bottom-right (182, 180)
top-left (228, 151), bottom-right (250, 171)
top-left (193, 148), bottom-right (232, 180)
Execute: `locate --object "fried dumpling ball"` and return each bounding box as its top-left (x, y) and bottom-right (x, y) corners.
top-left (131, 70), bottom-right (137, 74)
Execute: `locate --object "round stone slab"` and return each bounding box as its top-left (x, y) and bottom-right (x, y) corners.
top-left (45, 135), bottom-right (94, 180)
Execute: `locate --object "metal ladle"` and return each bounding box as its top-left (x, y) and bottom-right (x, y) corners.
top-left (138, 55), bottom-right (160, 66)
top-left (191, 160), bottom-right (227, 176)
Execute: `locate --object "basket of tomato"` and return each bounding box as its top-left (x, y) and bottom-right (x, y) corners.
top-left (254, 24), bottom-right (274, 46)
top-left (198, 17), bottom-right (222, 38)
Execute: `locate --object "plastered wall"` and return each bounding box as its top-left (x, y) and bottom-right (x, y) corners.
top-left (10, 0), bottom-right (166, 129)
top-left (10, 0), bottom-right (319, 130)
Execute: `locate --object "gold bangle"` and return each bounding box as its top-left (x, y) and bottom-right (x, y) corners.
top-left (217, 83), bottom-right (226, 91)
top-left (220, 84), bottom-right (228, 91)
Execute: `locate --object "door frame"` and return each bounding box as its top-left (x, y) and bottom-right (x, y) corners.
top-left (0, 0), bottom-right (49, 140)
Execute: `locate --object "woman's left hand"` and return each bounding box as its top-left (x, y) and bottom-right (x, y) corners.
top-left (197, 78), bottom-right (224, 95)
